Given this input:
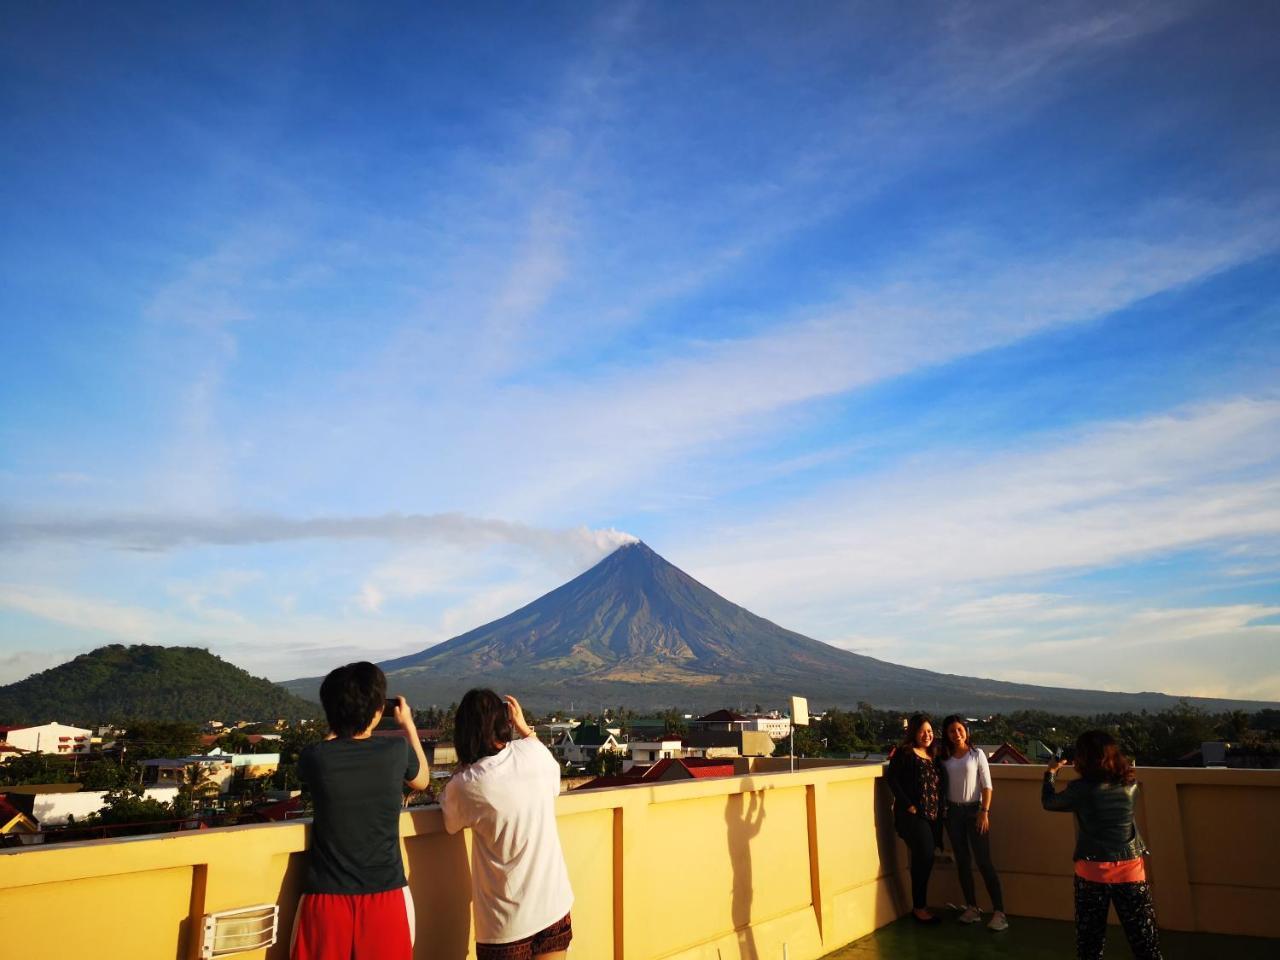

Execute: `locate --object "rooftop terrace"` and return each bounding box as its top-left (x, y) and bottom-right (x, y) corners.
top-left (2, 760), bottom-right (1277, 959)
top-left (824, 914), bottom-right (1277, 959)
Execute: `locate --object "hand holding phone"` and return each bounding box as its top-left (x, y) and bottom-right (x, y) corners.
top-left (505, 695), bottom-right (533, 739)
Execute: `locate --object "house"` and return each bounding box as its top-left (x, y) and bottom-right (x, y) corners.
top-left (552, 723), bottom-right (629, 765)
top-left (685, 729), bottom-right (775, 758)
top-left (690, 709), bottom-right (749, 732)
top-left (141, 755), bottom-right (235, 794)
top-left (744, 715), bottom-right (792, 740)
top-left (626, 736), bottom-right (687, 766)
top-left (691, 709), bottom-right (792, 741)
top-left (979, 742), bottom-right (1033, 765)
top-left (369, 730), bottom-right (458, 767)
top-left (580, 757), bottom-right (737, 790)
top-left (0, 722), bottom-right (92, 756)
top-left (0, 794), bottom-right (40, 841)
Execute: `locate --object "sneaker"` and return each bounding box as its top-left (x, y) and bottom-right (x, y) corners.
top-left (958, 906), bottom-right (981, 924)
top-left (988, 912), bottom-right (1009, 932)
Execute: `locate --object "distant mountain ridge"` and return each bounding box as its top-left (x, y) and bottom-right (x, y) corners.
top-left (0, 644), bottom-right (323, 725)
top-left (285, 542), bottom-right (1276, 715)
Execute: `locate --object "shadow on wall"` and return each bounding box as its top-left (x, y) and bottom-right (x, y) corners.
top-left (874, 776), bottom-right (910, 921)
top-left (405, 829), bottom-right (473, 959)
top-left (264, 853), bottom-right (309, 960)
top-left (727, 789), bottom-right (766, 958)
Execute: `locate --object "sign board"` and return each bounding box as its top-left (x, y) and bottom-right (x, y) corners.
top-left (790, 696), bottom-right (809, 727)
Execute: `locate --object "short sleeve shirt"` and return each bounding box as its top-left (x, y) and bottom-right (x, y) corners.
top-left (441, 736), bottom-right (573, 943)
top-left (299, 736), bottom-right (420, 894)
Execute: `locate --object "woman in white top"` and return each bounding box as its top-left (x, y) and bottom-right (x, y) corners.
top-left (442, 690), bottom-right (574, 960)
top-left (940, 714), bottom-right (1008, 931)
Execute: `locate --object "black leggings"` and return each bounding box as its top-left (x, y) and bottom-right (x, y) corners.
top-left (896, 812), bottom-right (939, 910)
top-left (1074, 875), bottom-right (1162, 960)
top-left (944, 805), bottom-right (1004, 912)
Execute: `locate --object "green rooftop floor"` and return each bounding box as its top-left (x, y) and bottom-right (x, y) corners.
top-left (822, 913), bottom-right (1277, 959)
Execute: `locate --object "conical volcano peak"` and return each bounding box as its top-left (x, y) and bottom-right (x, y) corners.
top-left (303, 543), bottom-right (1278, 716)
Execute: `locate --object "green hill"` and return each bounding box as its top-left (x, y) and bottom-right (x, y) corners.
top-left (0, 644), bottom-right (322, 725)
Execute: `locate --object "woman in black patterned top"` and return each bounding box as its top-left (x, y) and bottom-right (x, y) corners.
top-left (887, 712), bottom-right (947, 923)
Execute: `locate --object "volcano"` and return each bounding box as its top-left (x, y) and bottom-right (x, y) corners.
top-left (283, 542), bottom-right (1274, 714)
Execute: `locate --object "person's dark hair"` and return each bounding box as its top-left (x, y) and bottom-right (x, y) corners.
top-left (455, 688), bottom-right (513, 766)
top-left (319, 661), bottom-right (386, 738)
top-left (1073, 730), bottom-right (1136, 785)
top-left (901, 712), bottom-right (935, 754)
top-left (941, 714), bottom-right (970, 757)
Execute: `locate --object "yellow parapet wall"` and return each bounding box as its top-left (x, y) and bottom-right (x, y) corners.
top-left (1, 763), bottom-right (1277, 959)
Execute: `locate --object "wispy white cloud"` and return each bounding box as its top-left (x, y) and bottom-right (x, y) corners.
top-left (686, 397), bottom-right (1280, 611)
top-left (469, 204), bottom-right (1278, 515)
top-left (2, 512), bottom-right (636, 565)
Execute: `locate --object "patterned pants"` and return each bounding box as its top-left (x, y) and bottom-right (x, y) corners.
top-left (1073, 876), bottom-right (1163, 960)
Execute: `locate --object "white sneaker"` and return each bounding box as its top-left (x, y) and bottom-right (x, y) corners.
top-left (988, 912), bottom-right (1009, 932)
top-left (959, 906), bottom-right (981, 924)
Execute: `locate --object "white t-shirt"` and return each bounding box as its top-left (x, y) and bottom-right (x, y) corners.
top-left (441, 735), bottom-right (574, 944)
top-left (942, 747), bottom-right (993, 804)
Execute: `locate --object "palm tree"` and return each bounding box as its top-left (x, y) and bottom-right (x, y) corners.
top-left (178, 763), bottom-right (219, 813)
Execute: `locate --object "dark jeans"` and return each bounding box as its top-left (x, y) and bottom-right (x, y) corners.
top-left (944, 803), bottom-right (1004, 912)
top-left (896, 811), bottom-right (940, 910)
top-left (1074, 876), bottom-right (1162, 960)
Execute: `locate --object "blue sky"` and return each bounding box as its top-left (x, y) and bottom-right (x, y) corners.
top-left (2, 1), bottom-right (1278, 701)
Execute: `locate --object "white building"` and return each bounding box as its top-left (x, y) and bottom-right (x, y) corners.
top-left (0, 722), bottom-right (92, 756)
top-left (9, 785), bottom-right (183, 827)
top-left (551, 724), bottom-right (629, 765)
top-left (626, 737), bottom-right (687, 766)
top-left (745, 716), bottom-right (792, 740)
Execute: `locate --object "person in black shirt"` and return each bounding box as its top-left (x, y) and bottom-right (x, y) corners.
top-left (886, 712), bottom-right (947, 923)
top-left (291, 662), bottom-right (431, 960)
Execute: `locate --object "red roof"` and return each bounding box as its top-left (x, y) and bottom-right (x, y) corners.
top-left (580, 757), bottom-right (736, 789)
top-left (0, 725), bottom-right (28, 734)
top-left (988, 742), bottom-right (1032, 765)
top-left (0, 795), bottom-right (29, 824)
top-left (252, 795), bottom-right (303, 822)
top-left (680, 757), bottom-right (737, 777)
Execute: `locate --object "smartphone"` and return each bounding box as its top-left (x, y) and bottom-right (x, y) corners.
top-left (385, 698), bottom-right (399, 718)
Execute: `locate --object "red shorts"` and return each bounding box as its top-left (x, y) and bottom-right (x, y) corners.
top-left (476, 912), bottom-right (573, 959)
top-left (290, 887), bottom-right (414, 960)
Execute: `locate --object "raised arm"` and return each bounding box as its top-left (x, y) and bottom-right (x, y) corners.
top-left (394, 696), bottom-right (431, 791)
top-left (505, 694), bottom-right (535, 739)
top-left (1041, 758), bottom-right (1079, 812)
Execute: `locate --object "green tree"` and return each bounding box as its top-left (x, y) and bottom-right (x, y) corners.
top-left (79, 758), bottom-right (132, 790)
top-left (0, 753), bottom-right (77, 787)
top-left (660, 709), bottom-right (687, 736)
top-left (586, 750), bottom-right (624, 776)
top-left (84, 787), bottom-right (177, 830)
top-left (1220, 711), bottom-right (1251, 742)
top-left (178, 762), bottom-right (220, 811)
top-left (219, 730), bottom-right (252, 754)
